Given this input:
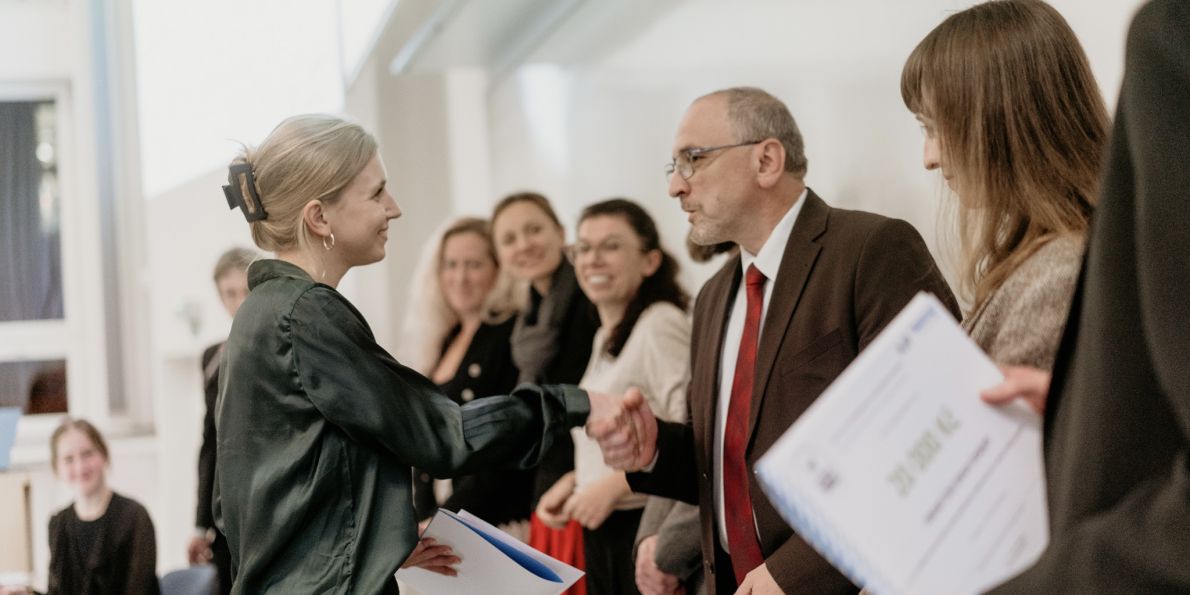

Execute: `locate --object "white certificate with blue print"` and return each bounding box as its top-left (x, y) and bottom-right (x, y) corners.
top-left (396, 508), bottom-right (583, 595)
top-left (756, 292), bottom-right (1048, 595)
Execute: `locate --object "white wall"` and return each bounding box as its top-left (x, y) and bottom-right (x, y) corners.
top-left (484, 0), bottom-right (1144, 295)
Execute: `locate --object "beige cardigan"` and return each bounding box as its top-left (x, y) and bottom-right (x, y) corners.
top-left (964, 234), bottom-right (1085, 371)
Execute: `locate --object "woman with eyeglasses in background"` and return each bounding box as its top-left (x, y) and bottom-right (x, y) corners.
top-left (535, 198), bottom-right (692, 595)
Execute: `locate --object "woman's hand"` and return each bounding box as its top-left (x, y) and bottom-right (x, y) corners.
top-left (535, 471), bottom-right (576, 529)
top-left (400, 537), bottom-right (460, 577)
top-left (0, 586), bottom-right (32, 595)
top-left (981, 366), bottom-right (1050, 415)
top-left (562, 473), bottom-right (630, 530)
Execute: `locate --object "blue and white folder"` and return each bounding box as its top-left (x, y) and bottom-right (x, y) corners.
top-left (396, 508), bottom-right (583, 595)
top-left (756, 293), bottom-right (1048, 595)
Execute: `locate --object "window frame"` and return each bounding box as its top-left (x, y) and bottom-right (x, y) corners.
top-left (0, 81), bottom-right (123, 460)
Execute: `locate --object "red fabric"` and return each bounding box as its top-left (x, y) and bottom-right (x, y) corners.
top-left (723, 265), bottom-right (767, 583)
top-left (528, 513), bottom-right (587, 595)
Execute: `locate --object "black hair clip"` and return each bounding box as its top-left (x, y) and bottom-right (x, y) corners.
top-left (223, 163), bottom-right (267, 222)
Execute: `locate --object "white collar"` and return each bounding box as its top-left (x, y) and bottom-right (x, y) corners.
top-left (739, 187), bottom-right (809, 281)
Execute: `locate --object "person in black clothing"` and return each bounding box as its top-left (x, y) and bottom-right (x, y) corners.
top-left (402, 217), bottom-right (534, 530)
top-left (491, 192), bottom-right (601, 571)
top-left (189, 247), bottom-right (255, 595)
top-left (42, 419), bottom-right (158, 594)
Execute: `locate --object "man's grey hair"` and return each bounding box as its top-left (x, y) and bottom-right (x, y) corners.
top-left (700, 87), bottom-right (808, 177)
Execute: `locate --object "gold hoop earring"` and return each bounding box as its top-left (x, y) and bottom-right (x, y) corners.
top-left (323, 233), bottom-right (335, 251)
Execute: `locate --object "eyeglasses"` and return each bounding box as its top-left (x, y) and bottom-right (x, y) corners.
top-left (665, 140), bottom-right (763, 181)
top-left (572, 238), bottom-right (645, 260)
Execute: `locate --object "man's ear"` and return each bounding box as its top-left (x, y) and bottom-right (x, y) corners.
top-left (302, 200), bottom-right (331, 239)
top-left (755, 139), bottom-right (786, 189)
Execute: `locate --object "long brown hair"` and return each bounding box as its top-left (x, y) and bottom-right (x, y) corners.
top-left (901, 0), bottom-right (1108, 309)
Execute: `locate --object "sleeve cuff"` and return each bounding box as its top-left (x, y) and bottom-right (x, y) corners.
top-left (642, 450), bottom-right (660, 472)
top-left (557, 384), bottom-right (590, 427)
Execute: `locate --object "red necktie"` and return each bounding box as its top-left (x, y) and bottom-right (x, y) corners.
top-left (724, 264), bottom-right (767, 583)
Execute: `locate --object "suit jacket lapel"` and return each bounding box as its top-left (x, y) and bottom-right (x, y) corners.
top-left (747, 190), bottom-right (829, 444)
top-left (698, 255), bottom-right (741, 468)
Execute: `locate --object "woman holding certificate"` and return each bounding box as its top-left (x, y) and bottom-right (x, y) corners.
top-left (535, 199), bottom-right (692, 595)
top-left (900, 0), bottom-right (1110, 384)
top-left (214, 115), bottom-right (625, 594)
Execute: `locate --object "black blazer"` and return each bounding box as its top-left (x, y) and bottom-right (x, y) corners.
top-left (630, 190), bottom-right (959, 594)
top-left (992, 1), bottom-right (1190, 591)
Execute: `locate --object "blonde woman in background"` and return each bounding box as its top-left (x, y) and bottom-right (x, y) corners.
top-left (901, 0), bottom-right (1109, 380)
top-left (398, 217), bottom-right (534, 536)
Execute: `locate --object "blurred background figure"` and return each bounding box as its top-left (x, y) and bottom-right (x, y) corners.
top-left (188, 247), bottom-right (256, 594)
top-left (491, 192), bottom-right (600, 593)
top-left (535, 199), bottom-right (691, 595)
top-left (398, 217), bottom-right (533, 534)
top-left (901, 0), bottom-right (1108, 373)
top-left (16, 420), bottom-right (157, 594)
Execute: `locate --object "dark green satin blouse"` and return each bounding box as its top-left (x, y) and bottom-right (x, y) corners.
top-left (213, 259), bottom-right (589, 594)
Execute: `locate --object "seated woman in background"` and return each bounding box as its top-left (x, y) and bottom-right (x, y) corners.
top-left (400, 217), bottom-right (535, 535)
top-left (901, 0), bottom-right (1109, 385)
top-left (535, 199), bottom-right (691, 595)
top-left (41, 419), bottom-right (158, 595)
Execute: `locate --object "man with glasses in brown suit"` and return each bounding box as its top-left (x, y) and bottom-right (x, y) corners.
top-left (593, 87), bottom-right (959, 594)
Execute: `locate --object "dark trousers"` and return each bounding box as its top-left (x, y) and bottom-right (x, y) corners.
top-left (582, 508), bottom-right (644, 595)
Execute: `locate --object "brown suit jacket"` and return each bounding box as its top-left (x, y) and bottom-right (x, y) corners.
top-left (629, 190), bottom-right (960, 594)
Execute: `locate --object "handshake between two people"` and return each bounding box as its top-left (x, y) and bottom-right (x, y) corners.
top-left (586, 387), bottom-right (660, 472)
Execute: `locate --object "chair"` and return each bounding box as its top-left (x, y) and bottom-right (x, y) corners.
top-left (160, 565), bottom-right (218, 595)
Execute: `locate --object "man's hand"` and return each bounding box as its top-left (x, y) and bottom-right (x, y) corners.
top-left (400, 537), bottom-right (461, 577)
top-left (187, 533), bottom-right (212, 565)
top-left (635, 534), bottom-right (684, 595)
top-left (563, 473), bottom-right (629, 530)
top-left (735, 563), bottom-right (782, 594)
top-left (588, 388), bottom-right (658, 471)
top-left (535, 471), bottom-right (576, 530)
top-left (980, 366), bottom-right (1050, 415)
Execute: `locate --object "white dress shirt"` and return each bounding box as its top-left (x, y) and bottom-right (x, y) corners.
top-left (573, 302), bottom-right (692, 510)
top-left (713, 188), bottom-right (807, 551)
